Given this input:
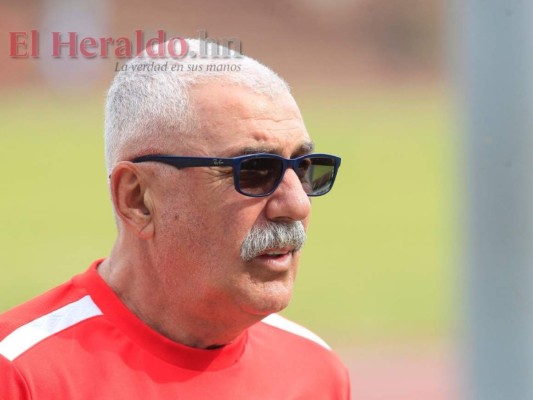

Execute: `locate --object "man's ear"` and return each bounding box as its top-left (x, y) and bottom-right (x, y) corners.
top-left (110, 162), bottom-right (155, 239)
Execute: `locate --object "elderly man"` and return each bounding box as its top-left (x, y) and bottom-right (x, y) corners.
top-left (0, 40), bottom-right (350, 399)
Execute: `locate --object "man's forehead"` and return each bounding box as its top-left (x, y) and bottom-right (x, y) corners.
top-left (186, 83), bottom-right (312, 157)
top-left (190, 82), bottom-right (300, 120)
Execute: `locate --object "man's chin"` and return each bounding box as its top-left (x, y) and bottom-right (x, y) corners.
top-left (240, 288), bottom-right (294, 318)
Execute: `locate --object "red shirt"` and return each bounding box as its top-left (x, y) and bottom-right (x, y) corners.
top-left (0, 260), bottom-right (351, 399)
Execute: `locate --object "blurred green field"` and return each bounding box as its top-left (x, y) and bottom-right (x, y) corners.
top-left (0, 89), bottom-right (456, 346)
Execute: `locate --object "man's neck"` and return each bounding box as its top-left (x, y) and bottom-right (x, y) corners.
top-left (97, 255), bottom-right (262, 349)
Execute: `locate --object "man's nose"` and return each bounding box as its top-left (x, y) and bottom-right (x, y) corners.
top-left (264, 168), bottom-right (311, 222)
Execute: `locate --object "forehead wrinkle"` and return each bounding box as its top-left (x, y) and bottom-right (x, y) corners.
top-left (239, 115), bottom-right (302, 123)
top-left (248, 119), bottom-right (308, 139)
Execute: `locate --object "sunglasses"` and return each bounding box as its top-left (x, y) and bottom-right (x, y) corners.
top-left (132, 153), bottom-right (341, 197)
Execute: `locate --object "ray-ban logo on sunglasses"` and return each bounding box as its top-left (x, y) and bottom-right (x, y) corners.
top-left (213, 159), bottom-right (224, 166)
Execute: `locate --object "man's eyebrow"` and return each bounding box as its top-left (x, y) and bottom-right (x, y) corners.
top-left (296, 142), bottom-right (315, 155)
top-left (239, 146), bottom-right (278, 155)
top-left (229, 142), bottom-right (315, 157)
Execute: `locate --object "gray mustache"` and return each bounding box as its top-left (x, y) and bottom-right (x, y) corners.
top-left (240, 221), bottom-right (307, 262)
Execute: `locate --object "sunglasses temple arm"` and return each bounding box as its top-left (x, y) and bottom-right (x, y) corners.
top-left (135, 156), bottom-right (235, 169)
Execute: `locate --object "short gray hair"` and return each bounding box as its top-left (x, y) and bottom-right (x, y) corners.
top-left (104, 39), bottom-right (290, 174)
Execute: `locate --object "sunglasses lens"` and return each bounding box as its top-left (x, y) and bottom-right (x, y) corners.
top-left (298, 157), bottom-right (337, 196)
top-left (239, 157), bottom-right (283, 195)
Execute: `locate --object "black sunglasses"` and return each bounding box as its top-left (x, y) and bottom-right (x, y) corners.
top-left (132, 153), bottom-right (341, 197)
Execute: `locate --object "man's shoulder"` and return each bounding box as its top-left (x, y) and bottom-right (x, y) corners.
top-left (250, 314), bottom-right (350, 392)
top-left (0, 274), bottom-right (94, 361)
top-left (257, 313), bottom-right (332, 350)
top-left (0, 277), bottom-right (82, 331)
top-left (252, 313), bottom-right (344, 367)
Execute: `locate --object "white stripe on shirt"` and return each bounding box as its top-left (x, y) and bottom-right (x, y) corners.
top-left (261, 313), bottom-right (331, 350)
top-left (0, 295), bottom-right (102, 361)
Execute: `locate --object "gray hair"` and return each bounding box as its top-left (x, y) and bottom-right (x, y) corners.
top-left (104, 39), bottom-right (290, 174)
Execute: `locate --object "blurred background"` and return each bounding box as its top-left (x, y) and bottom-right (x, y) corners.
top-left (0, 0), bottom-right (460, 398)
